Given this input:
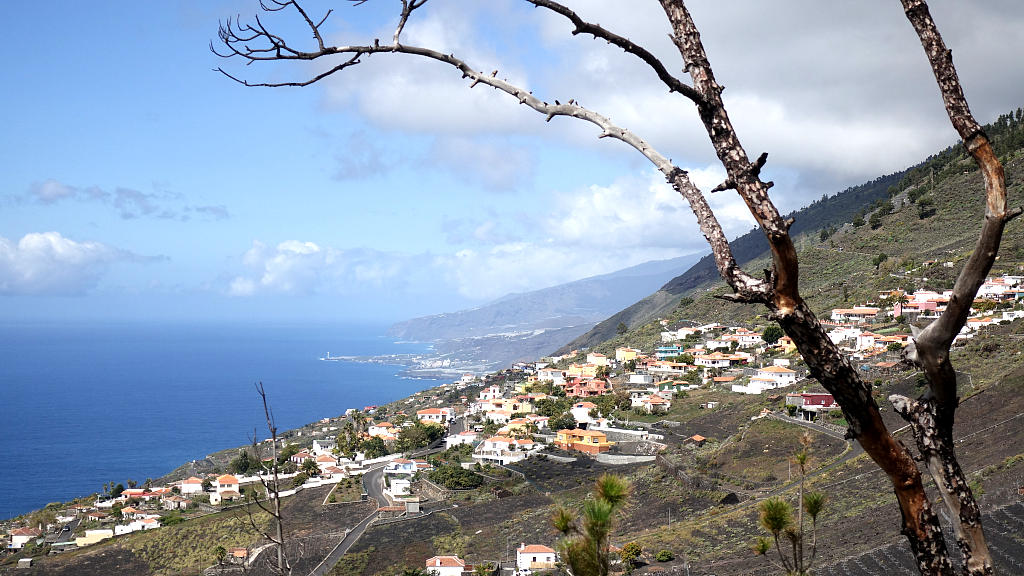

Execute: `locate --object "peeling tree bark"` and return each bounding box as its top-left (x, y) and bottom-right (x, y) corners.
top-left (212, 1), bottom-right (1007, 573)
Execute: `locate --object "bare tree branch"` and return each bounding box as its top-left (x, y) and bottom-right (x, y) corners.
top-left (253, 382), bottom-right (292, 576)
top-left (889, 2), bottom-right (1006, 574)
top-left (525, 0), bottom-right (704, 105)
top-left (210, 0), bottom-right (766, 298)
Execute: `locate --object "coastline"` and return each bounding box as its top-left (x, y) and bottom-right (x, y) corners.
top-left (0, 322), bottom-right (445, 521)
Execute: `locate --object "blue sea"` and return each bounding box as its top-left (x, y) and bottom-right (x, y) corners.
top-left (0, 321), bottom-right (442, 520)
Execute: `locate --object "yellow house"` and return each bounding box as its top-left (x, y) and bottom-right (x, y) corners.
top-left (554, 429), bottom-right (613, 454)
top-left (586, 352), bottom-right (610, 367)
top-left (566, 363), bottom-right (599, 378)
top-left (615, 347), bottom-right (640, 362)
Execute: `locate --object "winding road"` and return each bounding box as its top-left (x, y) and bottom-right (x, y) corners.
top-left (306, 466), bottom-right (385, 576)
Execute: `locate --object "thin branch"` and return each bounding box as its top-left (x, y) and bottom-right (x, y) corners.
top-left (525, 0), bottom-right (704, 105)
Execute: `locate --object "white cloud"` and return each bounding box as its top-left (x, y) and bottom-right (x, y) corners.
top-left (433, 168), bottom-right (751, 301)
top-left (316, 0), bottom-right (1024, 208)
top-left (0, 232), bottom-right (123, 295)
top-left (228, 240), bottom-right (417, 297)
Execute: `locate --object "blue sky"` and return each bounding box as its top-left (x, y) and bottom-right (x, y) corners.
top-left (2, 0), bottom-right (1023, 323)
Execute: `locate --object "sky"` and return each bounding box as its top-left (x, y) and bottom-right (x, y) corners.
top-left (2, 0), bottom-right (1023, 324)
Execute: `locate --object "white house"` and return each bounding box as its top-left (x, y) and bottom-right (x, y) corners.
top-left (635, 393), bottom-right (671, 413)
top-left (383, 458), bottom-right (418, 476)
top-left (478, 385), bottom-right (503, 401)
top-left (536, 368), bottom-right (566, 386)
top-left (473, 436), bottom-right (537, 465)
top-left (312, 438), bottom-right (336, 455)
top-left (416, 407), bottom-right (454, 425)
top-left (368, 421), bottom-right (398, 438)
top-left (570, 401), bottom-right (599, 425)
top-left (627, 373), bottom-right (655, 386)
top-left (425, 556), bottom-right (466, 576)
top-left (856, 331), bottom-right (880, 351)
top-left (9, 527), bottom-right (42, 549)
top-left (730, 328), bottom-right (764, 347)
top-left (755, 365), bottom-right (798, 386)
top-left (180, 476), bottom-right (205, 495)
top-left (445, 430), bottom-right (479, 449)
top-left (830, 307), bottom-right (880, 324)
top-left (517, 544), bottom-right (558, 571)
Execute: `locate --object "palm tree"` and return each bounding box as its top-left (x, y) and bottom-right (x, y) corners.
top-left (754, 433), bottom-right (826, 575)
top-left (552, 474), bottom-right (631, 576)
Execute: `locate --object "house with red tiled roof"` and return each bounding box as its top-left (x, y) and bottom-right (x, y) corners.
top-left (755, 365), bottom-right (799, 386)
top-left (316, 453), bottom-right (337, 471)
top-left (425, 555), bottom-right (466, 576)
top-left (210, 474), bottom-right (241, 505)
top-left (635, 393), bottom-right (671, 414)
top-left (417, 406), bottom-right (454, 425)
top-left (9, 527), bottom-right (42, 549)
top-left (517, 543), bottom-right (558, 570)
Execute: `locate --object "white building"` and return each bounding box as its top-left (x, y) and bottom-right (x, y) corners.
top-left (9, 527), bottom-right (42, 549)
top-left (755, 365), bottom-right (798, 386)
top-left (179, 476), bottom-right (205, 495)
top-left (517, 544), bottom-right (558, 571)
top-left (425, 556), bottom-right (466, 576)
top-left (570, 401), bottom-right (598, 425)
top-left (445, 430), bottom-right (479, 449)
top-left (416, 407), bottom-right (454, 424)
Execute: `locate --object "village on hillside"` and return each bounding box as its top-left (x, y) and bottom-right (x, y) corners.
top-left (4, 274), bottom-right (1024, 573)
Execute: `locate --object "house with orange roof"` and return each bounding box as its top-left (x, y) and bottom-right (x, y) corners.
top-left (755, 365), bottom-right (799, 386)
top-left (180, 476), bottom-right (205, 495)
top-left (417, 406), bottom-right (454, 425)
top-left (9, 527), bottom-right (42, 549)
top-left (517, 543), bottom-right (558, 570)
top-left (830, 306), bottom-right (880, 324)
top-left (425, 555), bottom-right (466, 576)
top-left (210, 474), bottom-right (241, 504)
top-left (473, 435), bottom-right (538, 465)
top-left (445, 429), bottom-right (479, 449)
top-left (694, 351), bottom-right (748, 369)
top-left (368, 421), bottom-right (399, 438)
top-left (554, 429), bottom-right (613, 454)
top-left (634, 393), bottom-right (671, 413)
top-left (316, 453), bottom-right (338, 471)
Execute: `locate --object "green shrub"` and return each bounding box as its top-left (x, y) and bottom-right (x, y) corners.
top-left (655, 550), bottom-right (674, 562)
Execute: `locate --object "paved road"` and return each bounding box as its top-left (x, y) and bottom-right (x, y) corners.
top-left (306, 466), bottom-right (385, 576)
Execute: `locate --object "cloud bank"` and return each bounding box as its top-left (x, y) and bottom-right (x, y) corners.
top-left (0, 232), bottom-right (125, 295)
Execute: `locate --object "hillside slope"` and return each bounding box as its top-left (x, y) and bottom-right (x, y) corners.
top-left (562, 108), bottom-right (1024, 353)
top-left (389, 254), bottom-right (701, 341)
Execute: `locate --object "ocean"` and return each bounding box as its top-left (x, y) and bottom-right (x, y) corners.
top-left (0, 321), bottom-right (442, 520)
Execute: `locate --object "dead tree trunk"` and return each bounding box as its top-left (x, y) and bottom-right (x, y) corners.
top-left (249, 382), bottom-right (292, 576)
